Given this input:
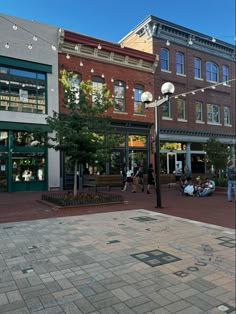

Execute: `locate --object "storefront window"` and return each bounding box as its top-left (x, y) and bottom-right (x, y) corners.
top-left (0, 66), bottom-right (46, 113)
top-left (12, 153), bottom-right (45, 182)
top-left (13, 131), bottom-right (45, 146)
top-left (0, 131), bottom-right (8, 146)
top-left (128, 135), bottom-right (146, 147)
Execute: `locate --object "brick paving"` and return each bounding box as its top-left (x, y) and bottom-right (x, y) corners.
top-left (0, 187), bottom-right (235, 313)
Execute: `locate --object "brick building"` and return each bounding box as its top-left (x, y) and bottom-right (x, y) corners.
top-left (120, 15), bottom-right (236, 175)
top-left (58, 30), bottom-right (158, 186)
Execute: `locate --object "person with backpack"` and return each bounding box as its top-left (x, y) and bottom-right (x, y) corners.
top-left (226, 159), bottom-right (236, 202)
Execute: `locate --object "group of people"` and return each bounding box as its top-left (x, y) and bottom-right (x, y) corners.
top-left (178, 175), bottom-right (216, 197)
top-left (122, 163), bottom-right (155, 194)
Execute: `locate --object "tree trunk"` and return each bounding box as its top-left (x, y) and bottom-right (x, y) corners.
top-left (73, 160), bottom-right (78, 197)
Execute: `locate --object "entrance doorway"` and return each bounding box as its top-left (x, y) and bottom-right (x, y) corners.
top-left (0, 157), bottom-right (7, 191)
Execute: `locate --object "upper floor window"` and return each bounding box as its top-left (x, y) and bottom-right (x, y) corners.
top-left (114, 80), bottom-right (125, 112)
top-left (224, 106), bottom-right (231, 125)
top-left (206, 62), bottom-right (219, 82)
top-left (176, 52), bottom-right (185, 74)
top-left (194, 58), bottom-right (202, 79)
top-left (162, 100), bottom-right (171, 119)
top-left (161, 48), bottom-right (170, 71)
top-left (222, 65), bottom-right (229, 83)
top-left (133, 84), bottom-right (144, 114)
top-left (92, 76), bottom-right (104, 104)
top-left (177, 98), bottom-right (186, 120)
top-left (0, 66), bottom-right (46, 114)
top-left (195, 101), bottom-right (203, 122)
top-left (0, 131), bottom-right (8, 146)
top-left (207, 104), bottom-right (220, 124)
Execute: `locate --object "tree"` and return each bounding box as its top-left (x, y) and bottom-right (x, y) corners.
top-left (204, 137), bottom-right (229, 177)
top-left (46, 70), bottom-right (119, 196)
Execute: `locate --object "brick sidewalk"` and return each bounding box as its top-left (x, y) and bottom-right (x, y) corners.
top-left (0, 186), bottom-right (235, 229)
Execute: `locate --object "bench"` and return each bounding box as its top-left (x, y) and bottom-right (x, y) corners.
top-left (83, 175), bottom-right (123, 191)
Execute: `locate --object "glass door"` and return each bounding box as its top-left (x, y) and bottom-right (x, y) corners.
top-left (0, 157), bottom-right (7, 191)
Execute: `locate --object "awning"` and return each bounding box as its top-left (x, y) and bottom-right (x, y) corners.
top-left (0, 121), bottom-right (52, 132)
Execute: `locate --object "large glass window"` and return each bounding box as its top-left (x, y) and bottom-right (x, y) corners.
top-left (194, 58), bottom-right (202, 79)
top-left (207, 104), bottom-right (220, 124)
top-left (176, 52), bottom-right (185, 74)
top-left (12, 152), bottom-right (45, 182)
top-left (206, 62), bottom-right (219, 82)
top-left (114, 80), bottom-right (125, 112)
top-left (161, 48), bottom-right (169, 71)
top-left (222, 65), bottom-right (229, 83)
top-left (0, 66), bottom-right (46, 113)
top-left (195, 101), bottom-right (203, 122)
top-left (133, 84), bottom-right (144, 114)
top-left (0, 131), bottom-right (8, 146)
top-left (177, 99), bottom-right (186, 120)
top-left (224, 106), bottom-right (231, 125)
top-left (13, 131), bottom-right (45, 147)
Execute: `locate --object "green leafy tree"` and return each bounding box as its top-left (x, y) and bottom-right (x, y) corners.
top-left (46, 70), bottom-right (119, 196)
top-left (204, 137), bottom-right (229, 177)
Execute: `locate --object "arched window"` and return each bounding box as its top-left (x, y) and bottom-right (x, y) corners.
top-left (194, 58), bottom-right (202, 79)
top-left (206, 62), bottom-right (219, 82)
top-left (161, 48), bottom-right (169, 71)
top-left (114, 80), bottom-right (125, 112)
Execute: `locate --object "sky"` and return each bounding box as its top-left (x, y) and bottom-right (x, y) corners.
top-left (1, 0), bottom-right (235, 45)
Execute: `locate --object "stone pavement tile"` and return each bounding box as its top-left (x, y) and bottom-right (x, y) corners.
top-left (146, 292), bottom-right (172, 306)
top-left (164, 299), bottom-right (194, 313)
top-left (152, 309), bottom-right (172, 314)
top-left (125, 295), bottom-right (153, 308)
top-left (27, 305), bottom-right (64, 314)
top-left (206, 286), bottom-right (230, 297)
top-left (0, 308), bottom-right (30, 314)
top-left (91, 296), bottom-right (121, 310)
top-left (0, 293), bottom-right (8, 306)
top-left (176, 287), bottom-right (199, 298)
top-left (132, 300), bottom-right (160, 313)
top-left (112, 302), bottom-right (136, 313)
top-left (73, 298), bottom-right (96, 313)
top-left (185, 295), bottom-right (216, 311)
top-left (122, 285), bottom-right (142, 298)
top-left (99, 307), bottom-right (119, 314)
top-left (60, 302), bottom-right (83, 314)
top-left (6, 290), bottom-right (22, 303)
top-left (0, 281), bottom-right (18, 293)
top-left (25, 296), bottom-right (44, 312)
top-left (0, 300), bottom-right (27, 313)
top-left (39, 294), bottom-right (58, 308)
top-left (158, 288), bottom-right (182, 302)
top-left (110, 287), bottom-right (131, 301)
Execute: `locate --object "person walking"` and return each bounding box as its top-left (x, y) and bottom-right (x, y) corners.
top-left (226, 159), bottom-right (236, 202)
top-left (131, 163), bottom-right (140, 193)
top-left (146, 163), bottom-right (155, 194)
top-left (121, 167), bottom-right (133, 192)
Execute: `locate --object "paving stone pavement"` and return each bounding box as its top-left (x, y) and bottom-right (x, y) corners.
top-left (0, 209), bottom-right (235, 314)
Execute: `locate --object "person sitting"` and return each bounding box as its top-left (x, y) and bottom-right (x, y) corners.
top-left (198, 178), bottom-right (215, 197)
top-left (183, 177), bottom-right (194, 196)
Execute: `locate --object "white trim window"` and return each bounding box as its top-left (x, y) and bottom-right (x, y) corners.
top-left (222, 65), bottom-right (229, 83)
top-left (207, 104), bottom-right (220, 124)
top-left (92, 76), bottom-right (104, 105)
top-left (177, 98), bottom-right (186, 120)
top-left (206, 62), bottom-right (219, 82)
top-left (194, 58), bottom-right (202, 79)
top-left (195, 101), bottom-right (203, 122)
top-left (224, 106), bottom-right (231, 125)
top-left (162, 100), bottom-right (171, 119)
top-left (176, 52), bottom-right (185, 75)
top-left (161, 48), bottom-right (170, 71)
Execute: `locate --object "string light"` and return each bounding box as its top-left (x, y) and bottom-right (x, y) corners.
top-left (170, 78), bottom-right (236, 99)
top-left (0, 15), bottom-right (57, 52)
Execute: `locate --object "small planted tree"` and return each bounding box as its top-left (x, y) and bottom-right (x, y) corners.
top-left (204, 137), bottom-right (229, 178)
top-left (46, 70), bottom-right (118, 196)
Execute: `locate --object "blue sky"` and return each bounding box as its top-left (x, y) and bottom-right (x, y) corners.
top-left (1, 0), bottom-right (235, 44)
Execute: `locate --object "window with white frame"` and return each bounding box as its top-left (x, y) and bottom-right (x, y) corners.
top-left (177, 98), bottom-right (186, 120)
top-left (195, 101), bottom-right (203, 122)
top-left (224, 106), bottom-right (231, 125)
top-left (114, 80), bottom-right (125, 112)
top-left (194, 58), bottom-right (202, 79)
top-left (176, 52), bottom-right (185, 74)
top-left (161, 48), bottom-right (169, 71)
top-left (206, 62), bottom-right (219, 82)
top-left (207, 104), bottom-right (220, 124)
top-left (92, 76), bottom-right (104, 104)
top-left (133, 84), bottom-right (144, 114)
top-left (222, 65), bottom-right (229, 83)
top-left (162, 100), bottom-right (171, 118)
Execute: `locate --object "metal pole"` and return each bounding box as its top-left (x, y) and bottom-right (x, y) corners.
top-left (154, 104), bottom-right (162, 208)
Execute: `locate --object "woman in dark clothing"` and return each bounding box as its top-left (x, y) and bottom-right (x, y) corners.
top-left (147, 163), bottom-right (155, 194)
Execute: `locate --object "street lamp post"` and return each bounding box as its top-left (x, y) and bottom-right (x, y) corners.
top-left (141, 82), bottom-right (175, 208)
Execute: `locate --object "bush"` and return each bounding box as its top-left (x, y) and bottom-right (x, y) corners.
top-left (214, 177), bottom-right (227, 187)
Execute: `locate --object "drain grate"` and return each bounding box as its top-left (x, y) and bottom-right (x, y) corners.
top-left (130, 216), bottom-right (158, 222)
top-left (131, 249), bottom-right (181, 267)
